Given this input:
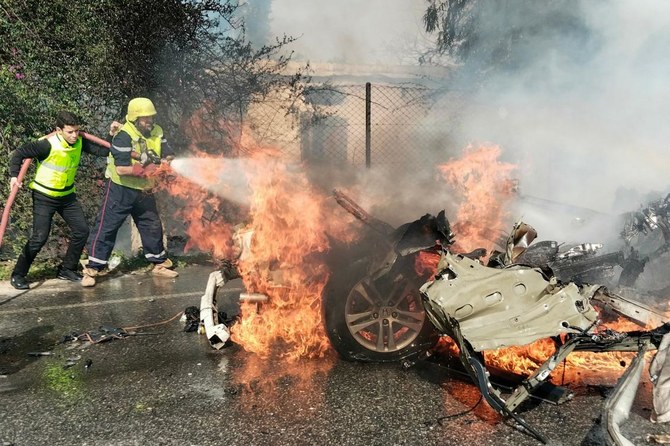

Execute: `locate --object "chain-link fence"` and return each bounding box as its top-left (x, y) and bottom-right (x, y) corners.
top-left (245, 82), bottom-right (464, 171)
top-left (295, 83), bottom-right (461, 170)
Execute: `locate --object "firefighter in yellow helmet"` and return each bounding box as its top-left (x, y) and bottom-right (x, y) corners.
top-left (8, 111), bottom-right (110, 290)
top-left (83, 97), bottom-right (177, 287)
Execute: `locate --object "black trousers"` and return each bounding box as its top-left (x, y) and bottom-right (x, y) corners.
top-left (13, 190), bottom-right (89, 277)
top-left (87, 180), bottom-right (166, 269)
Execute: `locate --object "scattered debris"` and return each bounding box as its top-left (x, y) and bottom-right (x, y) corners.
top-left (647, 434), bottom-right (670, 444)
top-left (63, 359), bottom-right (78, 369)
top-left (419, 219), bottom-right (670, 444)
top-left (60, 326), bottom-right (132, 345)
top-left (198, 259), bottom-right (240, 349)
top-left (181, 306), bottom-right (200, 332)
top-left (26, 351), bottom-right (53, 357)
top-left (602, 345), bottom-right (647, 446)
top-left (200, 271), bottom-right (232, 349)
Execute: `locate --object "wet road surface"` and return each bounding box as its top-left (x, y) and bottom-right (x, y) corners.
top-left (0, 265), bottom-right (667, 445)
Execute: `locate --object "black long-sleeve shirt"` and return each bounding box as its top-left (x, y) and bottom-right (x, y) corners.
top-left (9, 137), bottom-right (110, 177)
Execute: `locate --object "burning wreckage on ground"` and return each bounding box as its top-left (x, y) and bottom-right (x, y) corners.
top-left (198, 190), bottom-right (670, 444)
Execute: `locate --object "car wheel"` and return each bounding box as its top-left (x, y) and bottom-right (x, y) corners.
top-left (323, 258), bottom-right (437, 362)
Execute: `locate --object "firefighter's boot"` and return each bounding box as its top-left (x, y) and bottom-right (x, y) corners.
top-left (152, 259), bottom-right (179, 278)
top-left (81, 267), bottom-right (98, 287)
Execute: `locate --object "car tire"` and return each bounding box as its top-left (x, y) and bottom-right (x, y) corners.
top-left (323, 256), bottom-right (437, 362)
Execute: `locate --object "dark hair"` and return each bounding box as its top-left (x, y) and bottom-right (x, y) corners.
top-left (55, 110), bottom-right (80, 128)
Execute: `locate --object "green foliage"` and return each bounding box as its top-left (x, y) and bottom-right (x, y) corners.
top-left (0, 0), bottom-right (307, 265)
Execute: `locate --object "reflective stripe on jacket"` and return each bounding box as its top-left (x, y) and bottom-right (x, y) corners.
top-left (29, 134), bottom-right (82, 197)
top-left (106, 121), bottom-right (163, 190)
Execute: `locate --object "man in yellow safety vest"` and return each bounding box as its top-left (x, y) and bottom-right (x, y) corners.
top-left (82, 97), bottom-right (178, 287)
top-left (8, 111), bottom-right (110, 290)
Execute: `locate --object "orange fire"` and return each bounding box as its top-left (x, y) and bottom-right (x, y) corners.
top-left (414, 251), bottom-right (441, 279)
top-left (485, 309), bottom-right (670, 383)
top-left (153, 157), bottom-right (240, 259)
top-left (437, 144), bottom-right (516, 255)
top-left (232, 148), bottom-right (356, 359)
top-left (434, 319), bottom-right (649, 385)
top-left (430, 144), bottom-right (660, 383)
top-left (154, 129), bottom-right (357, 360)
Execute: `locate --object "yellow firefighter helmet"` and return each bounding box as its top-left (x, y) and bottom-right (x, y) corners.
top-left (126, 97), bottom-right (157, 122)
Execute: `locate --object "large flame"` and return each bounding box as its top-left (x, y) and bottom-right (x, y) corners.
top-left (155, 131), bottom-right (356, 360)
top-left (232, 148), bottom-right (355, 359)
top-left (437, 144), bottom-right (517, 254)
top-left (430, 144), bottom-right (665, 382)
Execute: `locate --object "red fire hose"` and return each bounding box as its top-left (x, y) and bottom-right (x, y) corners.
top-left (0, 132), bottom-right (110, 249)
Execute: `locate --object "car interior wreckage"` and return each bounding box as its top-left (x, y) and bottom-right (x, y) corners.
top-left (199, 189), bottom-right (670, 445)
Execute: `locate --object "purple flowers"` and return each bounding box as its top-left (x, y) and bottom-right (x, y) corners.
top-left (8, 65), bottom-right (25, 80)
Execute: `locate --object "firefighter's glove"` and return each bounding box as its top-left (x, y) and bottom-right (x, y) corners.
top-left (144, 163), bottom-right (158, 175)
top-left (139, 150), bottom-right (160, 167)
top-left (130, 163), bottom-right (158, 177)
top-left (131, 164), bottom-right (146, 177)
top-left (144, 150), bottom-right (161, 165)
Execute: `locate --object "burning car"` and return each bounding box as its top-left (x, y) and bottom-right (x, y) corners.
top-left (198, 190), bottom-right (670, 443)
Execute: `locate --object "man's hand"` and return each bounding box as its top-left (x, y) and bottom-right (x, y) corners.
top-left (109, 121), bottom-right (122, 136)
top-left (10, 177), bottom-right (21, 190)
top-left (139, 151), bottom-right (151, 167)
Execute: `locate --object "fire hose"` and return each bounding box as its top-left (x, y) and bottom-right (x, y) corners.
top-left (0, 132), bottom-right (111, 249)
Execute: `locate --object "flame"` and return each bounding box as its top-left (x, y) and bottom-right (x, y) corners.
top-left (155, 121), bottom-right (357, 360)
top-left (414, 251), bottom-right (441, 279)
top-left (429, 145), bottom-right (670, 383)
top-left (482, 314), bottom-right (662, 383)
top-left (232, 148), bottom-right (355, 359)
top-left (437, 144), bottom-right (516, 254)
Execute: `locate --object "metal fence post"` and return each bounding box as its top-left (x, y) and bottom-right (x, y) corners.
top-left (365, 82), bottom-right (371, 168)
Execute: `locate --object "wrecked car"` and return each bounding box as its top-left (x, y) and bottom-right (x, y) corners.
top-left (320, 191), bottom-right (667, 364)
top-left (200, 190), bottom-right (668, 364)
top-left (199, 191), bottom-right (670, 443)
top-left (198, 190), bottom-right (450, 360)
top-left (418, 220), bottom-right (669, 443)
top-left (320, 190), bottom-right (453, 362)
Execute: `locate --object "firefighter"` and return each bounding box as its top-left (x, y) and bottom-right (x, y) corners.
top-left (82, 97), bottom-right (178, 287)
top-left (8, 111), bottom-right (110, 290)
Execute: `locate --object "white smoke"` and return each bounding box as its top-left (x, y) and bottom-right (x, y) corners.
top-left (257, 1), bottom-right (670, 251)
top-left (268, 0), bottom-right (426, 64)
top-left (421, 1), bottom-right (670, 247)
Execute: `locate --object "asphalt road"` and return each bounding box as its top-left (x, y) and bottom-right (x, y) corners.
top-left (0, 265), bottom-right (668, 446)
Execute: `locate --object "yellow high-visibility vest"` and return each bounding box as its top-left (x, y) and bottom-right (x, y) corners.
top-left (106, 121), bottom-right (163, 190)
top-left (30, 134), bottom-right (82, 197)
